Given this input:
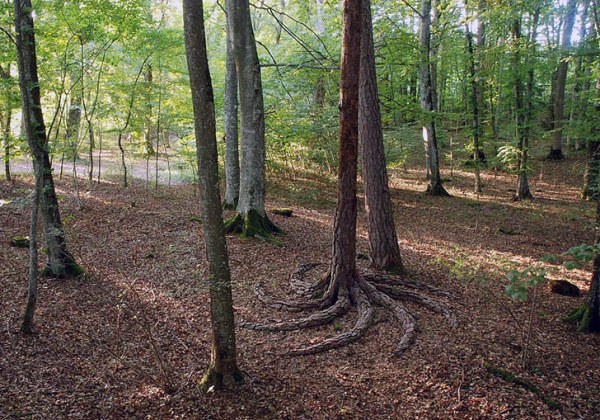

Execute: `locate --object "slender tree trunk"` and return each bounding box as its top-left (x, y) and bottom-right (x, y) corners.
top-left (183, 0), bottom-right (243, 390)
top-left (14, 0), bottom-right (84, 278)
top-left (224, 19), bottom-right (240, 209)
top-left (359, 0), bottom-right (403, 273)
top-left (65, 76), bottom-right (81, 159)
top-left (0, 64), bottom-right (12, 181)
top-left (419, 0), bottom-right (449, 196)
top-left (325, 0), bottom-right (362, 299)
top-left (1, 108), bottom-right (11, 182)
top-left (225, 0), bottom-right (279, 238)
top-left (569, 2), bottom-right (589, 150)
top-left (465, 25), bottom-right (482, 193)
top-left (21, 155), bottom-right (41, 333)
top-left (512, 18), bottom-right (533, 201)
top-left (583, 1), bottom-right (600, 200)
top-left (548, 0), bottom-right (578, 160)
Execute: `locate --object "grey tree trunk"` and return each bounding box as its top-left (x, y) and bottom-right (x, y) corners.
top-left (359, 0), bottom-right (404, 273)
top-left (65, 74), bottom-right (82, 159)
top-left (225, 0), bottom-right (279, 238)
top-left (183, 0), bottom-right (243, 390)
top-left (548, 0), bottom-right (578, 160)
top-left (465, 26), bottom-right (482, 193)
top-left (14, 0), bottom-right (84, 279)
top-left (224, 20), bottom-right (240, 209)
top-left (21, 151), bottom-right (41, 333)
top-left (0, 64), bottom-right (12, 181)
top-left (512, 18), bottom-right (533, 201)
top-left (419, 0), bottom-right (449, 196)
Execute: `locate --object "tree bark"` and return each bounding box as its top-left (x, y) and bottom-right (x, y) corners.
top-left (0, 64), bottom-right (12, 181)
top-left (419, 0), bottom-right (449, 196)
top-left (359, 0), bottom-right (404, 273)
top-left (183, 0), bottom-right (243, 390)
top-left (224, 18), bottom-right (240, 209)
top-left (14, 0), bottom-right (84, 279)
top-left (225, 0), bottom-right (279, 238)
top-left (548, 0), bottom-right (578, 160)
top-left (325, 0), bottom-right (362, 299)
top-left (465, 25), bottom-right (482, 193)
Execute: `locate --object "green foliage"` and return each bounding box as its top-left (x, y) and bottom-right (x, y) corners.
top-left (505, 267), bottom-right (549, 301)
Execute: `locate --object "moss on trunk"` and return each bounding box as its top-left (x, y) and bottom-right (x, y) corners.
top-left (564, 304), bottom-right (600, 333)
top-left (42, 251), bottom-right (86, 279)
top-left (199, 365), bottom-right (244, 392)
top-left (224, 209), bottom-right (281, 239)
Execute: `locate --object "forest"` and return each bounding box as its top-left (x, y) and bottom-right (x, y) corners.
top-left (1, 0), bottom-right (600, 417)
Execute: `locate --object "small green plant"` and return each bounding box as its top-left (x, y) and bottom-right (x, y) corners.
top-left (505, 266), bottom-right (549, 301)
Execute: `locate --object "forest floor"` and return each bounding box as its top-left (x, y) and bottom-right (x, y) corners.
top-left (1, 155), bottom-right (600, 419)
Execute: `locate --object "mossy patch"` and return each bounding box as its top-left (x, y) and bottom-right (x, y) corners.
top-left (9, 235), bottom-right (30, 248)
top-left (484, 362), bottom-right (559, 410)
top-left (224, 209), bottom-right (283, 240)
top-left (271, 208), bottom-right (293, 217)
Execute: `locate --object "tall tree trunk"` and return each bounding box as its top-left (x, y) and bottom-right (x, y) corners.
top-left (548, 0), bottom-right (578, 160)
top-left (359, 0), bottom-right (404, 273)
top-left (21, 152), bottom-right (41, 333)
top-left (326, 0), bottom-right (362, 299)
top-left (225, 0), bottom-right (279, 238)
top-left (568, 1), bottom-right (589, 150)
top-left (583, 1), bottom-right (600, 200)
top-left (65, 75), bottom-right (81, 159)
top-left (0, 64), bottom-right (12, 181)
top-left (183, 0), bottom-right (244, 390)
top-left (14, 0), bottom-right (84, 278)
top-left (419, 0), bottom-right (449, 196)
top-left (224, 19), bottom-right (240, 209)
top-left (465, 25), bottom-right (482, 193)
top-left (512, 18), bottom-right (533, 201)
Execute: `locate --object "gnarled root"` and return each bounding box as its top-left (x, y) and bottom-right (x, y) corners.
top-left (287, 286), bottom-right (373, 356)
top-left (241, 264), bottom-right (457, 356)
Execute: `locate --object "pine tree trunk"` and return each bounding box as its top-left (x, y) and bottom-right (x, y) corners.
top-left (326, 0), bottom-right (362, 298)
top-left (225, 0), bottom-right (278, 238)
top-left (419, 0), bottom-right (449, 196)
top-left (14, 0), bottom-right (84, 279)
top-left (359, 0), bottom-right (403, 273)
top-left (183, 0), bottom-right (243, 390)
top-left (224, 21), bottom-right (240, 209)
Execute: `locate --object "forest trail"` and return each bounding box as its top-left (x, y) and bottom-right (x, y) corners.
top-left (1, 156), bottom-right (599, 418)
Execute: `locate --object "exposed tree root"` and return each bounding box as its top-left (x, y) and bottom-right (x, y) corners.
top-left (287, 286), bottom-right (373, 356)
top-left (240, 291), bottom-right (351, 331)
top-left (241, 264), bottom-right (457, 356)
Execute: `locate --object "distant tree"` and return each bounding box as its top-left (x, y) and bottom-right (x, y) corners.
top-left (419, 0), bottom-right (449, 196)
top-left (223, 16), bottom-right (240, 210)
top-left (183, 0), bottom-right (244, 389)
top-left (0, 63), bottom-right (13, 181)
top-left (14, 0), bottom-right (84, 279)
top-left (224, 0), bottom-right (279, 238)
top-left (359, 0), bottom-right (404, 273)
top-left (547, 0), bottom-right (578, 160)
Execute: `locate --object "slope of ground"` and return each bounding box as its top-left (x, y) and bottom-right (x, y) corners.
top-left (1, 157), bottom-right (599, 419)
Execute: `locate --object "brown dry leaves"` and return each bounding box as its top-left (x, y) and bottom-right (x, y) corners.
top-left (1, 157), bottom-right (600, 419)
